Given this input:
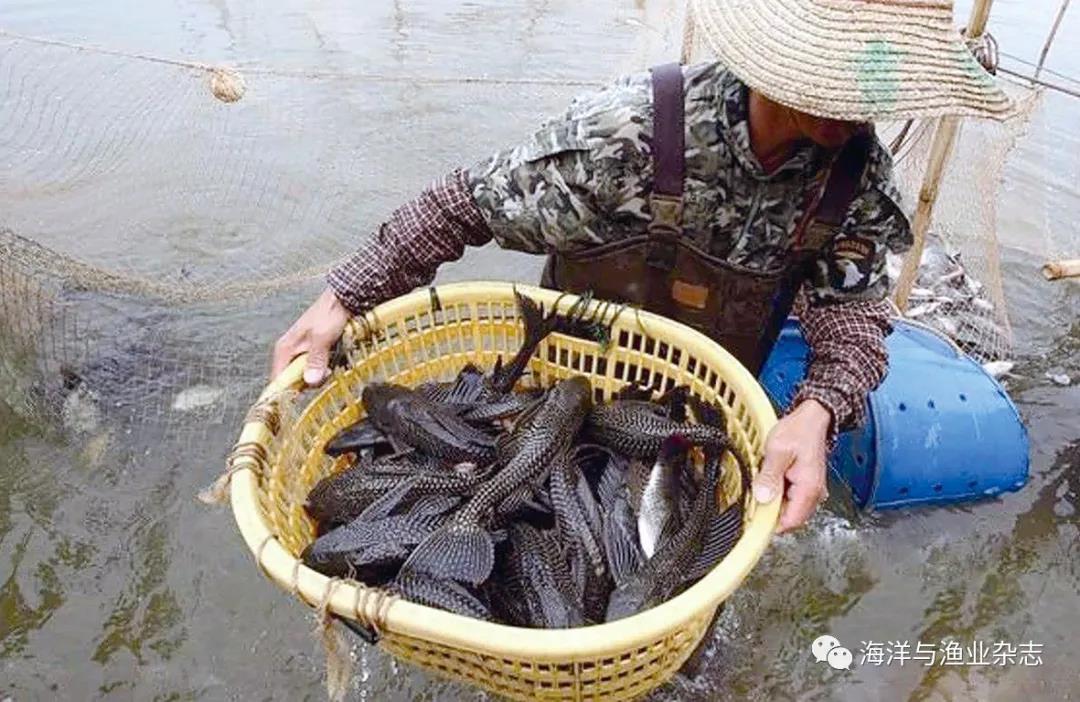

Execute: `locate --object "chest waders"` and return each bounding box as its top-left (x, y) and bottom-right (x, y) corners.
top-left (541, 63), bottom-right (871, 375)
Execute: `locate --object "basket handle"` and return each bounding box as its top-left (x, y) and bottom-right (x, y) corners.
top-left (265, 353), bottom-right (310, 396)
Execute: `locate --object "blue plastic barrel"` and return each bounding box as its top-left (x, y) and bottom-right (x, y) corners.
top-left (758, 319), bottom-right (1030, 509)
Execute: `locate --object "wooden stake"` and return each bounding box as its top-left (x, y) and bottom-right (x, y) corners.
top-left (1042, 259), bottom-right (1080, 280)
top-left (893, 0), bottom-right (996, 312)
top-left (1036, 0), bottom-right (1071, 79)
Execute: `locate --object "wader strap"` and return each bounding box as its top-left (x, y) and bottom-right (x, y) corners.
top-left (761, 130), bottom-right (874, 362)
top-left (646, 63), bottom-right (686, 271)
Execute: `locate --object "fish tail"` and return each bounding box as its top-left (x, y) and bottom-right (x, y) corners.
top-left (517, 288), bottom-right (560, 348)
top-left (403, 520), bottom-right (495, 585)
top-left (489, 291), bottom-right (559, 394)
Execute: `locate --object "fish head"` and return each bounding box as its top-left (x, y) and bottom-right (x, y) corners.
top-left (361, 383), bottom-right (410, 422)
top-left (552, 376), bottom-right (593, 411)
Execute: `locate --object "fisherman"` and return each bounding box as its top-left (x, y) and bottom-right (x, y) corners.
top-left (271, 0), bottom-right (1011, 533)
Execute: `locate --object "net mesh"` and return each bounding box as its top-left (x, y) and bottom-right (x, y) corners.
top-left (0, 4), bottom-right (1070, 459)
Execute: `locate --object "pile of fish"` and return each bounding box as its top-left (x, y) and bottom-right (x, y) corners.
top-left (888, 241), bottom-right (1010, 363)
top-left (301, 291), bottom-right (750, 628)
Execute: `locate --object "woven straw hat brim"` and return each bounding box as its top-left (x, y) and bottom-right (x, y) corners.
top-left (690, 0), bottom-right (1014, 122)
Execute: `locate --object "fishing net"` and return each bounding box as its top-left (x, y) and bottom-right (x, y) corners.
top-left (667, 1), bottom-right (1058, 364)
top-left (0, 26), bottom-right (611, 453)
top-left (0, 1), bottom-right (1070, 461)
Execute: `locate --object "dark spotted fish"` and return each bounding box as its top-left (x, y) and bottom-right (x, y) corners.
top-left (403, 376), bottom-right (592, 585)
top-left (300, 496), bottom-right (457, 581)
top-left (460, 389), bottom-right (543, 424)
top-left (304, 454), bottom-right (481, 529)
top-left (550, 449), bottom-right (605, 578)
top-left (390, 567), bottom-right (494, 621)
top-left (362, 383), bottom-right (497, 463)
top-left (586, 400), bottom-right (731, 459)
top-left (550, 448), bottom-right (612, 622)
top-left (492, 523), bottom-right (585, 628)
top-left (605, 450), bottom-right (723, 622)
top-left (683, 445), bottom-right (751, 582)
top-left (323, 418), bottom-right (393, 457)
top-left (637, 435), bottom-right (690, 558)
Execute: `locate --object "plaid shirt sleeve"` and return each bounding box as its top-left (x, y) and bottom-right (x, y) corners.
top-left (327, 169), bottom-right (493, 315)
top-left (790, 292), bottom-right (894, 438)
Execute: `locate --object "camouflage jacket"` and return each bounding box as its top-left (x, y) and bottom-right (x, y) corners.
top-left (328, 62), bottom-right (912, 434)
top-left (468, 61), bottom-right (912, 303)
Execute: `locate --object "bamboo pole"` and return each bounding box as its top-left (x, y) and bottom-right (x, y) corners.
top-left (894, 0), bottom-right (996, 312)
top-left (1042, 259), bottom-right (1080, 280)
top-left (1036, 0), bottom-right (1071, 79)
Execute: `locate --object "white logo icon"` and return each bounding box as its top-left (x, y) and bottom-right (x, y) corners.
top-left (827, 646), bottom-right (853, 670)
top-left (812, 634), bottom-right (853, 670)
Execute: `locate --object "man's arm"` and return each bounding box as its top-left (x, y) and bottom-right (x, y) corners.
top-left (327, 169), bottom-right (493, 315)
top-left (271, 79), bottom-right (634, 382)
top-left (790, 296), bottom-right (893, 438)
top-left (753, 144), bottom-right (912, 532)
top-left (794, 159), bottom-right (912, 436)
top-left (270, 169), bottom-right (493, 383)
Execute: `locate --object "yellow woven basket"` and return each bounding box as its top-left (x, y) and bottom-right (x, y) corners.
top-left (227, 282), bottom-right (778, 701)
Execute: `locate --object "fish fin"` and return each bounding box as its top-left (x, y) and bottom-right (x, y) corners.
top-left (489, 291), bottom-right (558, 394)
top-left (446, 363), bottom-right (486, 404)
top-left (495, 484), bottom-right (544, 521)
top-left (686, 393), bottom-right (727, 430)
top-left (355, 476), bottom-right (419, 521)
top-left (571, 464), bottom-right (604, 536)
top-left (409, 493), bottom-right (461, 517)
top-left (626, 459), bottom-right (650, 515)
top-left (410, 400), bottom-right (497, 452)
top-left (603, 509), bottom-right (644, 584)
top-left (387, 434), bottom-right (410, 456)
top-left (655, 511), bottom-right (683, 551)
top-left (403, 521), bottom-right (495, 585)
top-left (596, 459), bottom-right (625, 512)
top-left (684, 502), bottom-right (743, 583)
top-left (324, 419), bottom-right (390, 457)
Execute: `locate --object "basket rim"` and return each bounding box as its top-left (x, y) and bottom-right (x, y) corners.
top-left (229, 281), bottom-right (779, 661)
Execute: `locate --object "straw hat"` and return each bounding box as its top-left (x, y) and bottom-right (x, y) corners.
top-left (689, 0), bottom-right (1014, 122)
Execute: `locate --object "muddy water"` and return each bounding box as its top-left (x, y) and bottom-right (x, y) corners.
top-left (0, 1), bottom-right (1077, 700)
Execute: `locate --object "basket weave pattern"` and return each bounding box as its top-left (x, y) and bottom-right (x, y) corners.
top-left (229, 283), bottom-right (778, 701)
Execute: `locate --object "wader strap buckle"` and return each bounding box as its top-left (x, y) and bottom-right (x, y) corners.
top-left (646, 193), bottom-right (683, 270)
top-left (647, 62), bottom-right (686, 272)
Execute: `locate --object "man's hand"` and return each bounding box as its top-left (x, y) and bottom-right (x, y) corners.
top-left (271, 287), bottom-right (351, 386)
top-left (751, 398), bottom-right (832, 534)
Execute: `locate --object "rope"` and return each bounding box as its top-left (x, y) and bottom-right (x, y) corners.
top-left (197, 441), bottom-right (270, 505)
top-left (353, 585), bottom-right (398, 638)
top-left (314, 578), bottom-right (354, 702)
top-left (245, 398), bottom-right (282, 436)
top-left (0, 27), bottom-right (604, 89)
top-left (999, 67), bottom-right (1080, 101)
top-left (1035, 0), bottom-right (1071, 79)
top-left (1, 228), bottom-right (332, 305)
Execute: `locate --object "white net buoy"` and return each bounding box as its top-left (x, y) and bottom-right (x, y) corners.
top-left (208, 67), bottom-right (246, 103)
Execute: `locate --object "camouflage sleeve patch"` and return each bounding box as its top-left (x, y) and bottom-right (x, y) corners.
top-left (807, 141), bottom-right (912, 304)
